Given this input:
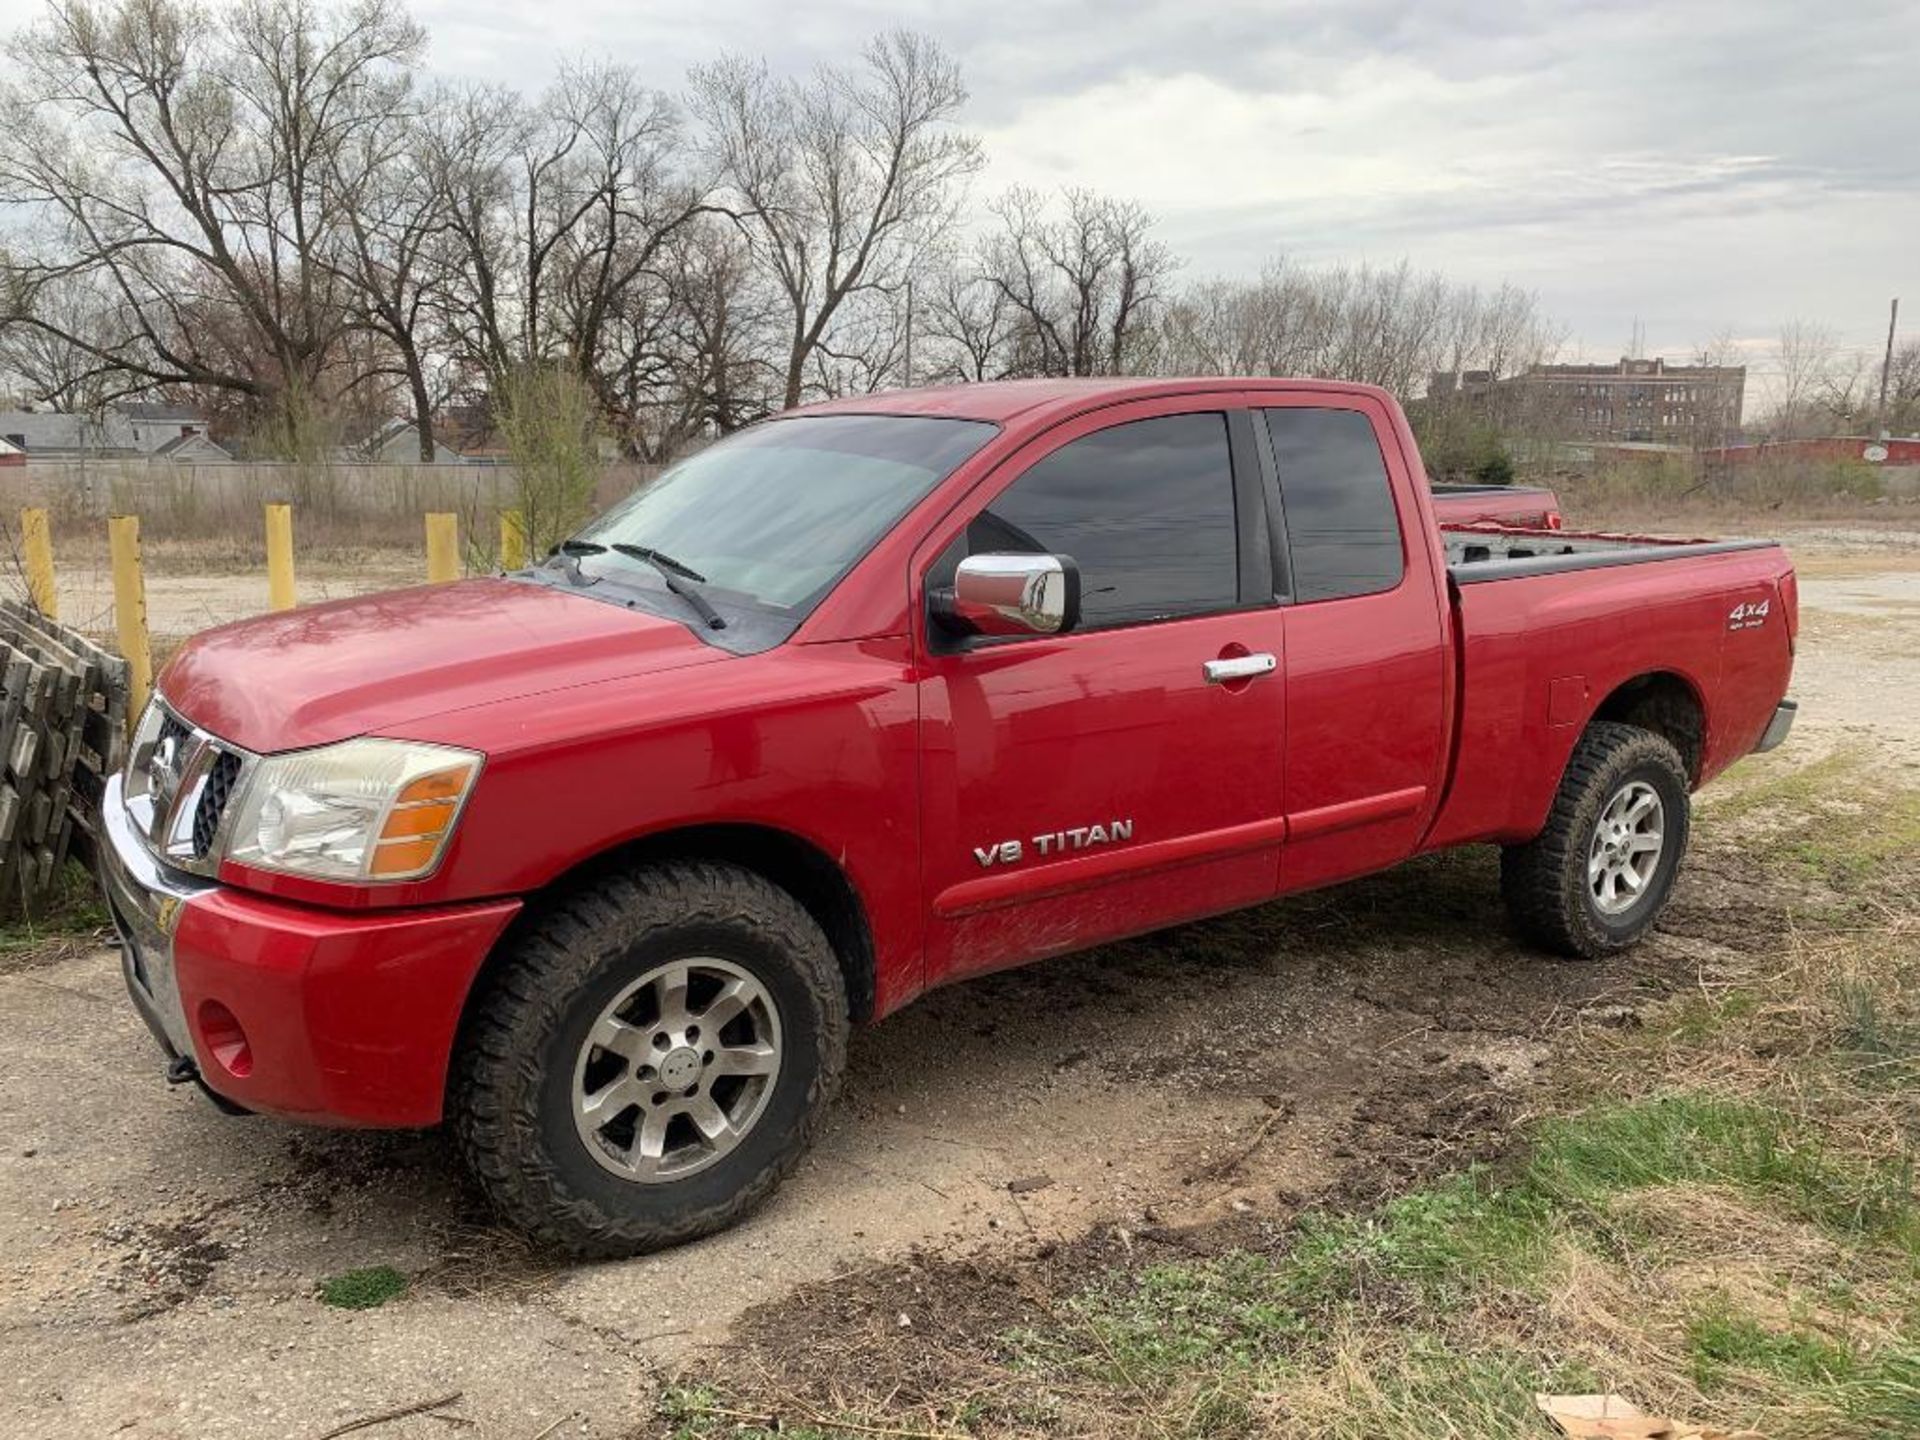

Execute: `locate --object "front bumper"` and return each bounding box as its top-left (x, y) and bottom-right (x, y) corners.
top-left (1754, 698), bottom-right (1798, 753)
top-left (100, 774), bottom-right (522, 1127)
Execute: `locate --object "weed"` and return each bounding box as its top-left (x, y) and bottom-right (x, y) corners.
top-left (1686, 1296), bottom-right (1860, 1388)
top-left (0, 860), bottom-right (110, 966)
top-left (317, 1265), bottom-right (408, 1310)
top-left (1529, 1096), bottom-right (1915, 1241)
top-left (1833, 977), bottom-right (1920, 1088)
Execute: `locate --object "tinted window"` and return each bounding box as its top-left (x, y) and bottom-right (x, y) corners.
top-left (967, 413), bottom-right (1238, 629)
top-left (1264, 408), bottom-right (1404, 601)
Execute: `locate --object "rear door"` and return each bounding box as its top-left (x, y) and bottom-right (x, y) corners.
top-left (913, 397), bottom-right (1287, 985)
top-left (1256, 396), bottom-right (1451, 890)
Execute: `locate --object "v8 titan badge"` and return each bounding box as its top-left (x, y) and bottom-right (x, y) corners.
top-left (973, 819), bottom-right (1135, 868)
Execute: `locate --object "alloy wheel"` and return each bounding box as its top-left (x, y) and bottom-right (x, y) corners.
top-left (571, 957), bottom-right (782, 1182)
top-left (1588, 779), bottom-right (1665, 915)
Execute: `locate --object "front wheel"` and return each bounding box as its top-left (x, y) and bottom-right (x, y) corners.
top-left (452, 861), bottom-right (848, 1257)
top-left (1501, 721), bottom-right (1691, 958)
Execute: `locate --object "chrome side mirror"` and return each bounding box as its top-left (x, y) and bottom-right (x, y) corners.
top-left (934, 553), bottom-right (1080, 638)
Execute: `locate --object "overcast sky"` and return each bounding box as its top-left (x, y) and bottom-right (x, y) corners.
top-left (5, 0), bottom-right (1914, 389)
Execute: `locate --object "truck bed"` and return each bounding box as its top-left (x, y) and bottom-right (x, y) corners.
top-left (1424, 521), bottom-right (1797, 855)
top-left (1443, 524), bottom-right (1777, 582)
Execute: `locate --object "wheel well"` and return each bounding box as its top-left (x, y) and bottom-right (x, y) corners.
top-left (1591, 672), bottom-right (1705, 780)
top-left (486, 824), bottom-right (877, 1024)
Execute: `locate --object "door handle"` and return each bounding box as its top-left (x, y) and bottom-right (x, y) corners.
top-left (1203, 652), bottom-right (1278, 684)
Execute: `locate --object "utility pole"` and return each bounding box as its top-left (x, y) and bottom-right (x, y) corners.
top-left (903, 280), bottom-right (915, 390)
top-left (1875, 297), bottom-right (1900, 439)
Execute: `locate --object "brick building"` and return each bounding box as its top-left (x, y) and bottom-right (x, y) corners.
top-left (1430, 357), bottom-right (1746, 445)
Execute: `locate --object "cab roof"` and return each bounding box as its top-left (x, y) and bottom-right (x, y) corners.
top-left (783, 376), bottom-right (1390, 427)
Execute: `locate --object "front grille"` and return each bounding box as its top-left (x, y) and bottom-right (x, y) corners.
top-left (126, 700), bottom-right (252, 873)
top-left (157, 710), bottom-right (191, 752)
top-left (193, 750), bottom-right (242, 857)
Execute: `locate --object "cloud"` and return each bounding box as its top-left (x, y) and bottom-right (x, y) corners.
top-left (1, 0), bottom-right (1910, 362)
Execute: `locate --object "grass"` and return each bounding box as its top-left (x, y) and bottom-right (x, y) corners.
top-left (662, 757), bottom-right (1920, 1440)
top-left (318, 1265), bottom-right (409, 1311)
top-left (1003, 1090), bottom-right (1915, 1436)
top-left (1703, 745), bottom-right (1920, 896)
top-left (1685, 1297), bottom-right (1861, 1389)
top-left (0, 859), bottom-right (109, 967)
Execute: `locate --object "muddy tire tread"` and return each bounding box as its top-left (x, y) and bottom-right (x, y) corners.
top-left (1501, 721), bottom-right (1690, 959)
top-left (451, 861), bottom-right (847, 1258)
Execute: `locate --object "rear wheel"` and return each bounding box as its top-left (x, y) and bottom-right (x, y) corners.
top-left (1501, 721), bottom-right (1691, 958)
top-left (452, 861), bottom-right (848, 1257)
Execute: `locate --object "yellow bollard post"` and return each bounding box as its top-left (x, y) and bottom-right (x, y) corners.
top-left (425, 512), bottom-right (460, 583)
top-left (108, 515), bottom-right (153, 726)
top-left (265, 502), bottom-right (296, 611)
top-left (21, 508), bottom-right (57, 619)
top-left (498, 509), bottom-right (527, 572)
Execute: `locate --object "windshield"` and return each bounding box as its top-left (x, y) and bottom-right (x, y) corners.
top-left (573, 414), bottom-right (997, 615)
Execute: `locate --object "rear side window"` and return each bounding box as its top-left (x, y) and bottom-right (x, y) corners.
top-left (1264, 408), bottom-right (1404, 601)
top-left (967, 412), bottom-right (1239, 629)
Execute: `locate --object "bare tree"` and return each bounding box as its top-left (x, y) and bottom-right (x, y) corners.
top-left (1771, 319), bottom-right (1839, 438)
top-left (1158, 256), bottom-right (1555, 402)
top-left (539, 67), bottom-right (711, 402)
top-left (428, 65), bottom-right (714, 449)
top-left (920, 266), bottom-right (1015, 382)
top-left (3, 1), bottom-right (1601, 472)
top-left (1888, 339), bottom-right (1920, 436)
top-left (644, 219), bottom-right (780, 449)
top-left (423, 82), bottom-right (524, 393)
top-left (327, 108), bottom-right (453, 458)
top-left (978, 186), bottom-right (1178, 378)
top-left (0, 273), bottom-right (141, 411)
top-left (0, 0), bottom-right (427, 448)
top-left (1664, 326), bottom-right (1748, 449)
top-left (694, 30), bottom-right (981, 410)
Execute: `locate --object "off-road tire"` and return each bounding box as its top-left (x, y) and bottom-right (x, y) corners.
top-left (452, 861), bottom-right (848, 1257)
top-left (1501, 721), bottom-right (1691, 959)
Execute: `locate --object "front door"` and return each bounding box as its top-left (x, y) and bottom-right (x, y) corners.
top-left (913, 398), bottom-right (1288, 985)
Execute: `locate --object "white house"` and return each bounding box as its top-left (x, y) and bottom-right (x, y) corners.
top-left (339, 419), bottom-right (464, 466)
top-left (0, 402), bottom-right (231, 460)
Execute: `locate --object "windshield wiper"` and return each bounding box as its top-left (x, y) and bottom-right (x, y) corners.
top-left (612, 543), bottom-right (705, 583)
top-left (608, 543), bottom-right (727, 631)
top-left (547, 538), bottom-right (603, 587)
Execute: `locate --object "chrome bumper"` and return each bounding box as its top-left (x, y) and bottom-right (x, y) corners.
top-left (98, 773), bottom-right (217, 1060)
top-left (1753, 698), bottom-right (1798, 754)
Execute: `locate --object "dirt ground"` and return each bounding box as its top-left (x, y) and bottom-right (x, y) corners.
top-left (1, 519), bottom-right (1916, 1439)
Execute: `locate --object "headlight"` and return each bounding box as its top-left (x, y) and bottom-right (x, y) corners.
top-left (224, 738), bottom-right (482, 882)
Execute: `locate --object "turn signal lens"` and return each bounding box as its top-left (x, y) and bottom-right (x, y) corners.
top-left (370, 835), bottom-right (443, 876)
top-left (397, 768), bottom-right (470, 805)
top-left (369, 762), bottom-right (476, 875)
top-left (380, 801), bottom-right (457, 839)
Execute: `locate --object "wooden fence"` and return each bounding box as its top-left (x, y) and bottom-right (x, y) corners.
top-left (0, 598), bottom-right (130, 913)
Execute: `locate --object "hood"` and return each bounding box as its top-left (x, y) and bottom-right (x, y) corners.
top-left (160, 578), bottom-right (727, 752)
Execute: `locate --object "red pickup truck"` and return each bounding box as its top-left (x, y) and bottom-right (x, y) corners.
top-left (100, 378), bottom-right (1797, 1255)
